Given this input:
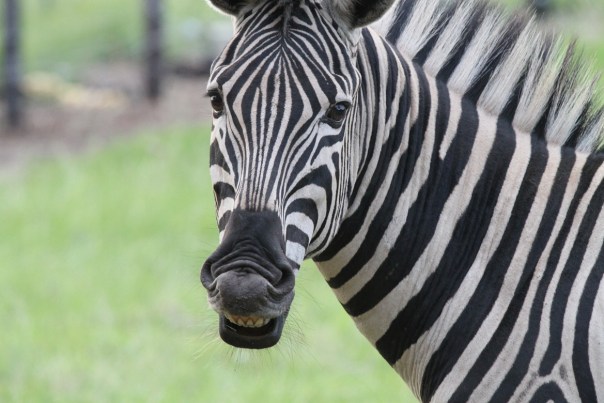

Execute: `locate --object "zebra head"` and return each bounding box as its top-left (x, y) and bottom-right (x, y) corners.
top-left (200, 0), bottom-right (396, 349)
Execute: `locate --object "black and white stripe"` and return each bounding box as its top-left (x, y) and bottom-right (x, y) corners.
top-left (205, 0), bottom-right (604, 400)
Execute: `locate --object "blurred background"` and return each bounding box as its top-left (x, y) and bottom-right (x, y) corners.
top-left (1, 0), bottom-right (603, 401)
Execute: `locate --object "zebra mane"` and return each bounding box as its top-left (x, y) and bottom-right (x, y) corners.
top-left (373, 0), bottom-right (604, 153)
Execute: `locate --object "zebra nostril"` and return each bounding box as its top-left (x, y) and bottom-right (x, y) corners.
top-left (274, 266), bottom-right (295, 292)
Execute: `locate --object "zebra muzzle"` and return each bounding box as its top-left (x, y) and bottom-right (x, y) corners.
top-left (200, 210), bottom-right (296, 349)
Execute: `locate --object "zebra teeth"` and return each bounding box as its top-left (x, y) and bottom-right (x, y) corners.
top-left (224, 313), bottom-right (270, 328)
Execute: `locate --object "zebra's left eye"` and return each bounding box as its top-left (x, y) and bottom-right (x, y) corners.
top-left (324, 102), bottom-right (350, 126)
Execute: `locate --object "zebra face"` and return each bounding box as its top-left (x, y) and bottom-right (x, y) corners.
top-left (201, 0), bottom-right (396, 349)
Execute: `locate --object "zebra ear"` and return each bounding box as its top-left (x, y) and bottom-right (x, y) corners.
top-left (207, 0), bottom-right (254, 16)
top-left (327, 0), bottom-right (397, 29)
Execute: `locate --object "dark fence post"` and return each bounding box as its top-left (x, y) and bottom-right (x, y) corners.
top-left (528, 0), bottom-right (553, 16)
top-left (144, 0), bottom-right (163, 101)
top-left (4, 0), bottom-right (23, 128)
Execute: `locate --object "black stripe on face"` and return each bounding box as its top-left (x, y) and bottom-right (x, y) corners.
top-left (210, 138), bottom-right (231, 175)
top-left (218, 210), bottom-right (232, 233)
top-left (288, 164), bottom-right (334, 240)
top-left (286, 225), bottom-right (310, 248)
top-left (286, 198), bottom-right (319, 229)
top-left (213, 181), bottom-right (236, 200)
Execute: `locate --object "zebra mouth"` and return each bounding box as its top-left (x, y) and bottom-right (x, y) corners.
top-left (219, 314), bottom-right (285, 349)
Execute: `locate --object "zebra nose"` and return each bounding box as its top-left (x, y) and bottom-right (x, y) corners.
top-left (215, 270), bottom-right (270, 315)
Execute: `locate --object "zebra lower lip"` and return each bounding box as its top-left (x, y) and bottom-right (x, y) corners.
top-left (219, 314), bottom-right (285, 349)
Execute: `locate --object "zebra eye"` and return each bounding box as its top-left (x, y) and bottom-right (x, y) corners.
top-left (324, 102), bottom-right (350, 126)
top-left (209, 92), bottom-right (224, 116)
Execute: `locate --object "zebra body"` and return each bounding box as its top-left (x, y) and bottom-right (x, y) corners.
top-left (201, 0), bottom-right (604, 401)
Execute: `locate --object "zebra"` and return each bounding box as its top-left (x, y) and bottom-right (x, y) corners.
top-left (199, 0), bottom-right (604, 401)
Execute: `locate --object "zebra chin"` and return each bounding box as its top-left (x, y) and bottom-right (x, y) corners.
top-left (200, 210), bottom-right (297, 349)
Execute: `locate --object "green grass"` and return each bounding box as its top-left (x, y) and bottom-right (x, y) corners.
top-left (0, 127), bottom-right (416, 402)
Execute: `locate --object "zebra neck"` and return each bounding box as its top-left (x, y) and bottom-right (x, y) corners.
top-left (316, 28), bottom-right (604, 398)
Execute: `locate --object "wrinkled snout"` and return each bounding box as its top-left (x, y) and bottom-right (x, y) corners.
top-left (200, 210), bottom-right (296, 349)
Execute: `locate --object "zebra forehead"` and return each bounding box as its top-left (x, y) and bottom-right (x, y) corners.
top-left (208, 0), bottom-right (364, 79)
top-left (215, 45), bottom-right (354, 89)
top-left (232, 0), bottom-right (333, 40)
top-left (212, 8), bottom-right (358, 96)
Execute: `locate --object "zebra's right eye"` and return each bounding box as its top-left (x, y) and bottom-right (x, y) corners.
top-left (324, 102), bottom-right (350, 127)
top-left (209, 91), bottom-right (224, 116)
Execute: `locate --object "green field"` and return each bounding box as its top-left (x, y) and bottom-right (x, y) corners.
top-left (0, 127), bottom-right (416, 402)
